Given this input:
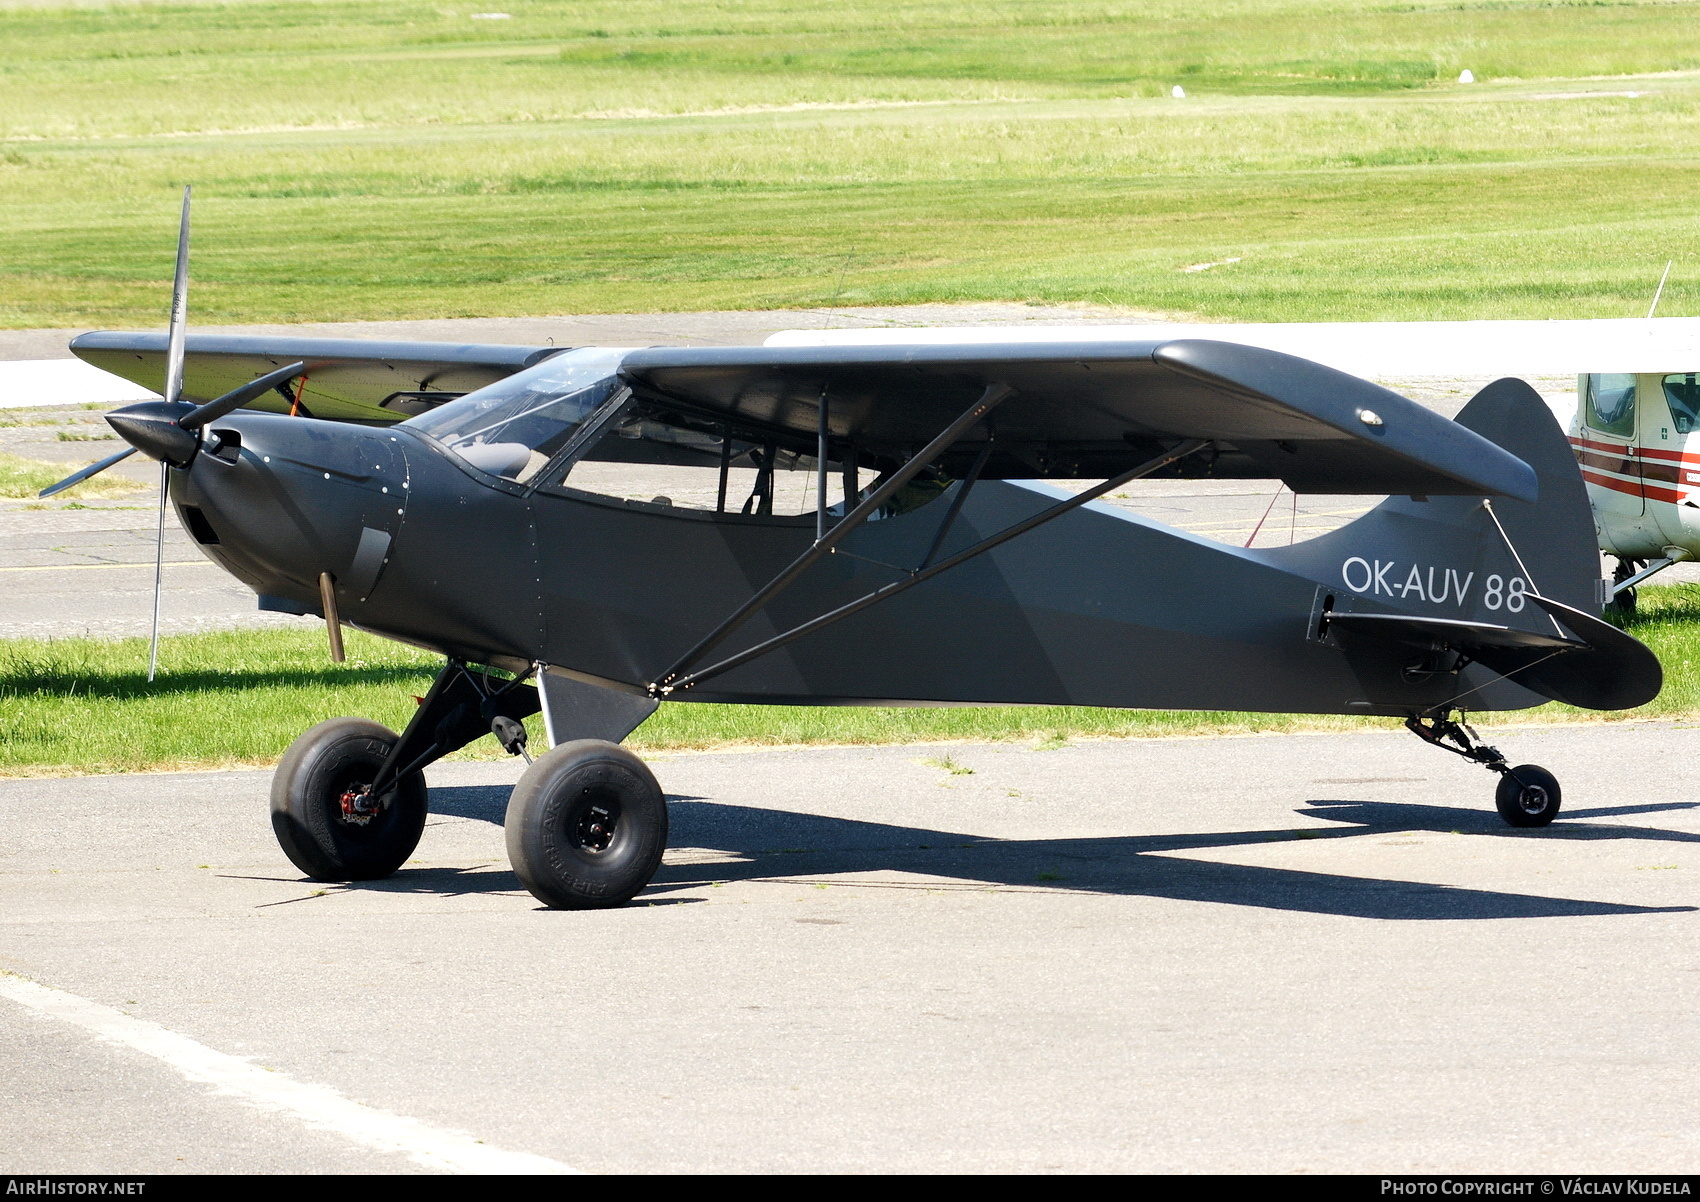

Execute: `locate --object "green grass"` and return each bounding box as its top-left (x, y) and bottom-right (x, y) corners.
top-left (0, 450), bottom-right (144, 498)
top-left (5, 0), bottom-right (1693, 136)
top-left (2, 1), bottom-right (1700, 327)
top-left (4, 584), bottom-right (1698, 776)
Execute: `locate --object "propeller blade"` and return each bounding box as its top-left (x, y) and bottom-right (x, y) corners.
top-left (147, 459), bottom-right (167, 683)
top-left (37, 446), bottom-right (139, 499)
top-left (163, 187), bottom-right (190, 407)
top-left (143, 188), bottom-right (189, 681)
top-left (180, 360), bottom-right (307, 432)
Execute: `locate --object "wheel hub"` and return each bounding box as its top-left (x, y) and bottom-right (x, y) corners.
top-left (575, 799), bottom-right (618, 852)
top-left (1518, 784), bottom-right (1549, 815)
top-left (338, 784), bottom-right (382, 826)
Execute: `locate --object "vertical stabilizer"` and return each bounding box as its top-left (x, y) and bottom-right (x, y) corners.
top-left (1268, 376), bottom-right (1602, 622)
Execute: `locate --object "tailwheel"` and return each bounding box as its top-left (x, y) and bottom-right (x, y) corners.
top-left (1495, 764), bottom-right (1562, 828)
top-left (505, 739), bottom-right (668, 910)
top-left (270, 717), bottom-right (428, 881)
top-left (1406, 712), bottom-right (1565, 829)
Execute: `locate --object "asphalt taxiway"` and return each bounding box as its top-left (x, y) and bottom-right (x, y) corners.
top-left (3, 725), bottom-right (1698, 1173)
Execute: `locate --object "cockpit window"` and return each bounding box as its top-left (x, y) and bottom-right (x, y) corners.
top-left (1584, 373), bottom-right (1637, 439)
top-left (403, 347), bottom-right (631, 482)
top-left (538, 398), bottom-right (862, 517)
top-left (1664, 374), bottom-right (1700, 436)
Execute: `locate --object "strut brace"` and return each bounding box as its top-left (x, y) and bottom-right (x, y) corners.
top-left (367, 660), bottom-right (540, 798)
top-left (652, 438), bottom-right (1211, 696)
top-left (652, 382), bottom-right (1015, 691)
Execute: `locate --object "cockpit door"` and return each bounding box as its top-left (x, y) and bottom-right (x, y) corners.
top-left (1576, 372), bottom-right (1644, 520)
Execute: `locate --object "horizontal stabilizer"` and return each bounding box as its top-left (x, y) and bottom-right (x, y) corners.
top-left (1325, 613), bottom-right (1582, 652)
top-left (1517, 596), bottom-right (1663, 711)
top-left (1328, 597), bottom-right (1660, 711)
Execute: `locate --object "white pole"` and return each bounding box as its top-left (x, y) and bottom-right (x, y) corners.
top-left (1648, 259), bottom-right (1674, 319)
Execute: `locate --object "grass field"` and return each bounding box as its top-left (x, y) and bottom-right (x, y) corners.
top-left (0, 449), bottom-right (142, 498)
top-left (2, 1), bottom-right (1700, 326)
top-left (2, 584), bottom-right (1697, 777)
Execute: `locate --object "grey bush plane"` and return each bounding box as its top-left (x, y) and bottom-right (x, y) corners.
top-left (44, 195), bottom-right (1662, 909)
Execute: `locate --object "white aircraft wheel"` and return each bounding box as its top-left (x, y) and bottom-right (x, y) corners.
top-left (270, 717), bottom-right (429, 881)
top-left (505, 740), bottom-right (668, 909)
top-left (1494, 764), bottom-right (1562, 828)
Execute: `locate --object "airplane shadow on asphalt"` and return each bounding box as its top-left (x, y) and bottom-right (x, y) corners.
top-left (413, 784), bottom-right (1698, 921)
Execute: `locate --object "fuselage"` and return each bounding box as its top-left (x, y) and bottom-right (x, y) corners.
top-left (1570, 370), bottom-right (1700, 560)
top-left (162, 371), bottom-right (1596, 718)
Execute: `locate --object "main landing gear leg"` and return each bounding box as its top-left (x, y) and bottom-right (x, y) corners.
top-left (270, 660), bottom-right (541, 881)
top-left (1609, 557), bottom-right (1643, 620)
top-left (1404, 711), bottom-right (1562, 828)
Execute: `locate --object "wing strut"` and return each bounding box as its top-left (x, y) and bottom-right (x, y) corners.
top-left (652, 382), bottom-right (1015, 692)
top-left (653, 439), bottom-right (1210, 697)
top-left (919, 436), bottom-right (994, 571)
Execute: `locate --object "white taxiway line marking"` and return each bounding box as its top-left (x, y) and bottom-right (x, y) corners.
top-left (0, 973), bottom-right (578, 1175)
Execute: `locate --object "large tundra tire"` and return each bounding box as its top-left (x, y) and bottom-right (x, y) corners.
top-left (505, 739), bottom-right (667, 910)
top-left (271, 717), bottom-right (428, 881)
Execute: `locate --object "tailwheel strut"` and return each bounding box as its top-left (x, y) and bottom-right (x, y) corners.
top-left (1405, 710), bottom-right (1562, 828)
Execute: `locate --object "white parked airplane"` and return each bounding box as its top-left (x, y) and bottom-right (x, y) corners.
top-left (770, 316), bottom-right (1700, 611)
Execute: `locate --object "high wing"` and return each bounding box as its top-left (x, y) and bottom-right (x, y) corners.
top-left (765, 315), bottom-right (1700, 378)
top-left (71, 331), bottom-right (1539, 497)
top-left (620, 339), bottom-right (1538, 499)
top-left (70, 331), bottom-right (557, 423)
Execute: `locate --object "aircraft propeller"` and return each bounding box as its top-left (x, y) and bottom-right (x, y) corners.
top-left (37, 187), bottom-right (306, 679)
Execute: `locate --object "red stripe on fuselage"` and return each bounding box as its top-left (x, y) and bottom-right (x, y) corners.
top-left (1570, 434), bottom-right (1700, 467)
top-left (1581, 468), bottom-right (1680, 505)
top-left (1636, 445), bottom-right (1692, 463)
top-left (1568, 435), bottom-right (1689, 491)
top-left (1575, 448), bottom-right (1638, 476)
top-left (1581, 468), bottom-right (1640, 498)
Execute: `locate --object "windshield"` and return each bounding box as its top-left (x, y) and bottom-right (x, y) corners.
top-left (404, 347), bottom-right (631, 482)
